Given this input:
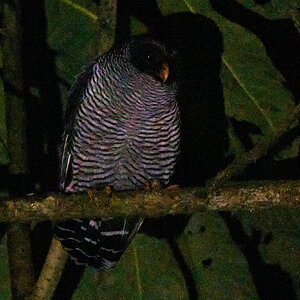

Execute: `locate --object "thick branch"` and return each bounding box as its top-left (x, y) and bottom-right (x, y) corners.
top-left (1, 180), bottom-right (299, 223)
top-left (26, 239), bottom-right (68, 300)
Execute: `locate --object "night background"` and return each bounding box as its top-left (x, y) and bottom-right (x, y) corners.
top-left (0, 0), bottom-right (299, 299)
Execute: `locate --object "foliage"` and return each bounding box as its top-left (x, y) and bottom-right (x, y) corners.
top-left (166, 0), bottom-right (296, 153)
top-left (72, 209), bottom-right (299, 299)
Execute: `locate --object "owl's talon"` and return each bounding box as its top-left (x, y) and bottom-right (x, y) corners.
top-left (87, 189), bottom-right (98, 205)
top-left (165, 184), bottom-right (180, 190)
top-left (104, 186), bottom-right (112, 196)
top-left (144, 179), bottom-right (161, 191)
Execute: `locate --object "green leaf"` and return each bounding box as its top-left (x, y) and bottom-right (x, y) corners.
top-left (130, 17), bottom-right (148, 35)
top-left (158, 0), bottom-right (295, 156)
top-left (46, 0), bottom-right (99, 84)
top-left (236, 208), bottom-right (300, 296)
top-left (73, 234), bottom-right (188, 299)
top-left (60, 0), bottom-right (98, 21)
top-left (177, 213), bottom-right (259, 300)
top-left (239, 0), bottom-right (299, 20)
top-left (274, 137), bottom-right (300, 161)
top-left (72, 209), bottom-right (300, 299)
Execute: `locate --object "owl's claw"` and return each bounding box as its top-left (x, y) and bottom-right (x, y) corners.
top-left (165, 184), bottom-right (180, 190)
top-left (87, 189), bottom-right (98, 206)
top-left (144, 179), bottom-right (161, 191)
top-left (104, 186), bottom-right (112, 196)
top-left (87, 186), bottom-right (112, 207)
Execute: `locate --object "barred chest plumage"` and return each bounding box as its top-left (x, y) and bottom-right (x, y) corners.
top-left (66, 60), bottom-right (180, 192)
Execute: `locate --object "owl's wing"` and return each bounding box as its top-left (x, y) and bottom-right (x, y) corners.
top-left (59, 61), bottom-right (97, 191)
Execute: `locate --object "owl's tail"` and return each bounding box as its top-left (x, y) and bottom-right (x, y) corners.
top-left (54, 217), bottom-right (143, 270)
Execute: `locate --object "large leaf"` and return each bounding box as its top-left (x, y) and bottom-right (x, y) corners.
top-left (177, 213), bottom-right (259, 299)
top-left (158, 0), bottom-right (296, 154)
top-left (236, 208), bottom-right (300, 287)
top-left (46, 0), bottom-right (99, 83)
top-left (46, 0), bottom-right (100, 115)
top-left (73, 234), bottom-right (188, 299)
top-left (239, 0), bottom-right (299, 20)
top-left (71, 209), bottom-right (299, 299)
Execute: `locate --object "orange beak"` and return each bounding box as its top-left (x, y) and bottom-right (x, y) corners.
top-left (158, 63), bottom-right (169, 83)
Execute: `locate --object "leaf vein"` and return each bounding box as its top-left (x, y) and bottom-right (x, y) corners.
top-left (61, 0), bottom-right (98, 21)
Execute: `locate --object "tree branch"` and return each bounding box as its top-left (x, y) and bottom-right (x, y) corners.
top-left (210, 104), bottom-right (300, 186)
top-left (26, 238), bottom-right (68, 300)
top-left (7, 223), bottom-right (35, 299)
top-left (2, 0), bottom-right (29, 174)
top-left (2, 1), bottom-right (35, 298)
top-left (0, 180), bottom-right (299, 223)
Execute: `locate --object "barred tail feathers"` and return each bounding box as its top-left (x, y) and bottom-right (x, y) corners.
top-left (54, 218), bottom-right (143, 270)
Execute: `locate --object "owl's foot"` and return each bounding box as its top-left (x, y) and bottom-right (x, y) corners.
top-left (144, 179), bottom-right (162, 191)
top-left (165, 184), bottom-right (180, 190)
top-left (87, 186), bottom-right (112, 206)
top-left (87, 189), bottom-right (98, 206)
top-left (104, 185), bottom-right (112, 196)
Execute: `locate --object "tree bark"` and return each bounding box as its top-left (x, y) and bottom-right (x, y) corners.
top-left (2, 1), bottom-right (35, 299)
top-left (25, 239), bottom-right (68, 300)
top-left (2, 0), bottom-right (28, 174)
top-left (7, 223), bottom-right (35, 299)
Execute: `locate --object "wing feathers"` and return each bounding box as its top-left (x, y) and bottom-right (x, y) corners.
top-left (59, 61), bottom-right (97, 191)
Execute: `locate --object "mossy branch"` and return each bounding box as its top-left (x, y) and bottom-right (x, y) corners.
top-left (0, 180), bottom-right (299, 223)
